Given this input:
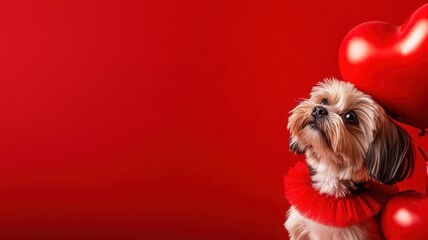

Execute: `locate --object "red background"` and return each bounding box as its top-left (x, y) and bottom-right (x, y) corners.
top-left (0, 1), bottom-right (427, 239)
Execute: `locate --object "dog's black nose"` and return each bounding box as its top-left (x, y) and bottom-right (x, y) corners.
top-left (312, 106), bottom-right (328, 118)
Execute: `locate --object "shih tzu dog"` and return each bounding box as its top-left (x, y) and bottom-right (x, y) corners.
top-left (284, 79), bottom-right (415, 240)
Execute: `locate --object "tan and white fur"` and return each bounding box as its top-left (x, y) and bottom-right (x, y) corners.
top-left (285, 79), bottom-right (415, 240)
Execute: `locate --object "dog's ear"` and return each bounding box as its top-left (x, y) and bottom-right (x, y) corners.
top-left (289, 137), bottom-right (305, 154)
top-left (365, 118), bottom-right (415, 185)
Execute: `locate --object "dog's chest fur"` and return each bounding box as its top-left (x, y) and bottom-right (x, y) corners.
top-left (305, 149), bottom-right (370, 198)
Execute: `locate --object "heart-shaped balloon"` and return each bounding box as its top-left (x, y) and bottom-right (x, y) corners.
top-left (381, 161), bottom-right (428, 239)
top-left (381, 193), bottom-right (428, 239)
top-left (339, 4), bottom-right (428, 129)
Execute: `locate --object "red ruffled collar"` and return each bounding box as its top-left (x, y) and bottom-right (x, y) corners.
top-left (284, 147), bottom-right (427, 227)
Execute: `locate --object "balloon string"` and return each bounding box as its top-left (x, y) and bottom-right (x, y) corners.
top-left (418, 129), bottom-right (426, 137)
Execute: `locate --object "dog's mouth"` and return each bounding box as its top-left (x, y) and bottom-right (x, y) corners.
top-left (308, 120), bottom-right (318, 129)
top-left (304, 118), bottom-right (332, 147)
top-left (305, 118), bottom-right (322, 130)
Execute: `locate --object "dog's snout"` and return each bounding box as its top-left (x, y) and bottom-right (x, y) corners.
top-left (312, 106), bottom-right (328, 118)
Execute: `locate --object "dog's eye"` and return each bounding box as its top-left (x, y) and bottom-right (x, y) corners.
top-left (320, 98), bottom-right (328, 105)
top-left (344, 111), bottom-right (358, 124)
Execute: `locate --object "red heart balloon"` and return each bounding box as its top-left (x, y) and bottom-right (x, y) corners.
top-left (339, 4), bottom-right (428, 129)
top-left (381, 193), bottom-right (428, 240)
top-left (381, 162), bottom-right (428, 239)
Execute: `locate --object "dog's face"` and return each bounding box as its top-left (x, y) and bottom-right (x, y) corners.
top-left (288, 79), bottom-right (414, 185)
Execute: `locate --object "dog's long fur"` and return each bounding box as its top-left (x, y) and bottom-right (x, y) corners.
top-left (285, 79), bottom-right (415, 240)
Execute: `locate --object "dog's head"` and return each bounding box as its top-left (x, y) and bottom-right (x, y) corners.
top-left (288, 79), bottom-right (414, 185)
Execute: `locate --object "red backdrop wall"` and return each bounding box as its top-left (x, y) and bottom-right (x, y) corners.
top-left (0, 1), bottom-right (426, 239)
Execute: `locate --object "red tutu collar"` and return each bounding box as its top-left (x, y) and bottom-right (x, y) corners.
top-left (284, 148), bottom-right (427, 227)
